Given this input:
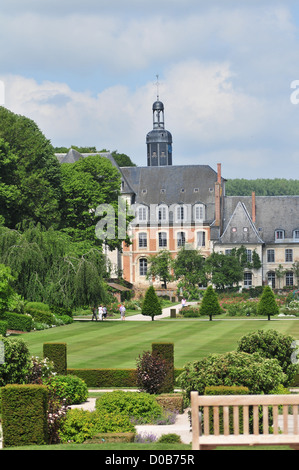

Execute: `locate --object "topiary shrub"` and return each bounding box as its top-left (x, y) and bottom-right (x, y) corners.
top-left (141, 286), bottom-right (162, 321)
top-left (0, 337), bottom-right (31, 387)
top-left (43, 342), bottom-right (67, 375)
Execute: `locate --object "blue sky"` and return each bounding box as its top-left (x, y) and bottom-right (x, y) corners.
top-left (1, 0), bottom-right (299, 179)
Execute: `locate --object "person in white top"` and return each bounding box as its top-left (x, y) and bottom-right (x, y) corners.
top-left (98, 305), bottom-right (104, 321)
top-left (119, 304), bottom-right (126, 321)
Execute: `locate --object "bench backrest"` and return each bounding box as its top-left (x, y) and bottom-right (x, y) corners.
top-left (191, 391), bottom-right (299, 445)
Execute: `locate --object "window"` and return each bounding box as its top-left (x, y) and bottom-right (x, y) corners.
top-left (246, 249), bottom-right (252, 263)
top-left (267, 249), bottom-right (275, 263)
top-left (275, 230), bottom-right (284, 240)
top-left (137, 206), bottom-right (147, 222)
top-left (158, 232), bottom-right (167, 248)
top-left (225, 249), bottom-right (232, 255)
top-left (194, 204), bottom-right (204, 221)
top-left (294, 230), bottom-right (299, 239)
top-left (197, 231), bottom-right (206, 247)
top-left (268, 272), bottom-right (276, 289)
top-left (244, 272), bottom-right (252, 288)
top-left (285, 249), bottom-right (293, 262)
top-left (176, 206), bottom-right (185, 222)
top-left (138, 232), bottom-right (147, 248)
top-left (177, 232), bottom-right (186, 247)
top-left (139, 258), bottom-right (147, 276)
top-left (286, 271), bottom-right (294, 286)
top-left (157, 205), bottom-right (168, 222)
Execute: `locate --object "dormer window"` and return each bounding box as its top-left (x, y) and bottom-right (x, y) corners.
top-left (137, 206), bottom-right (148, 222)
top-left (275, 230), bottom-right (284, 240)
top-left (157, 205), bottom-right (168, 222)
top-left (194, 204), bottom-right (204, 221)
top-left (294, 230), bottom-right (299, 240)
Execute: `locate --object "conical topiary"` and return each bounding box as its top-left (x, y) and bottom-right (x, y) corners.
top-left (141, 286), bottom-right (162, 321)
top-left (200, 285), bottom-right (221, 321)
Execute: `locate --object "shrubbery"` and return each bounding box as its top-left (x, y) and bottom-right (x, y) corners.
top-left (136, 350), bottom-right (168, 394)
top-left (95, 390), bottom-right (163, 424)
top-left (177, 351), bottom-right (287, 399)
top-left (44, 374), bottom-right (88, 405)
top-left (58, 408), bottom-right (135, 443)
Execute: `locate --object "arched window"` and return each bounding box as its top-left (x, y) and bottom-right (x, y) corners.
top-left (244, 272), bottom-right (252, 288)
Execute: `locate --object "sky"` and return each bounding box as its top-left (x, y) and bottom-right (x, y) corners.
top-left (1, 0), bottom-right (299, 179)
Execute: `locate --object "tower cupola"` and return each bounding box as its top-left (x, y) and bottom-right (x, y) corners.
top-left (146, 93), bottom-right (172, 166)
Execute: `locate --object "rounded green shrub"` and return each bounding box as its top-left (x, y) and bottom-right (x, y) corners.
top-left (95, 390), bottom-right (163, 423)
top-left (44, 374), bottom-right (88, 405)
top-left (59, 408), bottom-right (135, 443)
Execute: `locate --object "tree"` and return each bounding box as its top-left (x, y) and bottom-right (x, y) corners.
top-left (237, 329), bottom-right (298, 385)
top-left (257, 286), bottom-right (279, 321)
top-left (147, 250), bottom-right (173, 288)
top-left (200, 285), bottom-right (221, 321)
top-left (0, 263), bottom-right (15, 315)
top-left (204, 252), bottom-right (243, 290)
top-left (141, 286), bottom-right (162, 321)
top-left (173, 247), bottom-right (207, 298)
top-left (60, 154), bottom-right (132, 249)
top-left (0, 107), bottom-right (62, 229)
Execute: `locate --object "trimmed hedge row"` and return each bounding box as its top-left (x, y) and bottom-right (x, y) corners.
top-left (67, 368), bottom-right (138, 387)
top-left (1, 384), bottom-right (49, 447)
top-left (1, 312), bottom-right (33, 332)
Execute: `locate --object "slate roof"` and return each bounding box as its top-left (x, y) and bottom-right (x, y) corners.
top-left (219, 201), bottom-right (264, 245)
top-left (222, 196), bottom-right (299, 244)
top-left (120, 165), bottom-right (224, 223)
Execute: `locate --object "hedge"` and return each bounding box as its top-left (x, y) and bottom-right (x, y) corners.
top-left (67, 368), bottom-right (137, 387)
top-left (0, 320), bottom-right (7, 336)
top-left (152, 342), bottom-right (174, 393)
top-left (1, 312), bottom-right (32, 332)
top-left (43, 342), bottom-right (67, 375)
top-left (1, 384), bottom-right (49, 447)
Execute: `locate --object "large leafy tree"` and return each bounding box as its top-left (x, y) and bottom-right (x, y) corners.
top-left (60, 155), bottom-right (132, 249)
top-left (0, 107), bottom-right (62, 229)
top-left (173, 247), bottom-right (207, 296)
top-left (204, 252), bottom-right (244, 290)
top-left (146, 250), bottom-right (173, 288)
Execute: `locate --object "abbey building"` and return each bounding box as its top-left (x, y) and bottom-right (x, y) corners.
top-left (57, 97), bottom-right (299, 291)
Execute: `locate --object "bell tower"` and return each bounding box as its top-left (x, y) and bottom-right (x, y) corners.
top-left (146, 77), bottom-right (172, 166)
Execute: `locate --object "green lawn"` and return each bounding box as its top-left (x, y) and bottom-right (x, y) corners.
top-left (20, 319), bottom-right (299, 369)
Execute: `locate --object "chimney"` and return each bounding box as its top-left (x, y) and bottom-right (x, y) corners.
top-left (217, 163), bottom-right (221, 184)
top-left (215, 163), bottom-right (222, 227)
top-left (252, 192), bottom-right (256, 223)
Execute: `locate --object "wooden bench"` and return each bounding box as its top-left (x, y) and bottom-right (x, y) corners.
top-left (191, 391), bottom-right (299, 450)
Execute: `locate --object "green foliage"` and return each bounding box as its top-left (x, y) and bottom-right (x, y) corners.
top-left (200, 285), bottom-right (222, 321)
top-left (173, 247), bottom-right (207, 295)
top-left (0, 263), bottom-right (15, 314)
top-left (0, 319), bottom-right (7, 336)
top-left (152, 342), bottom-right (174, 393)
top-left (67, 368), bottom-right (137, 388)
top-left (0, 107), bottom-right (62, 229)
top-left (257, 286), bottom-right (279, 320)
top-left (59, 408), bottom-right (135, 443)
top-left (44, 374), bottom-right (88, 405)
top-left (0, 224), bottom-right (108, 308)
top-left (2, 311), bottom-right (33, 332)
top-left (147, 250), bottom-right (173, 288)
top-left (95, 390), bottom-right (163, 424)
top-left (177, 351), bottom-right (287, 398)
top-left (226, 178), bottom-right (299, 196)
top-left (157, 433), bottom-right (182, 444)
top-left (237, 329), bottom-right (298, 385)
top-left (141, 286), bottom-right (162, 320)
top-left (43, 342), bottom-right (67, 375)
top-left (0, 337), bottom-right (31, 386)
top-left (1, 384), bottom-right (49, 447)
top-left (204, 252), bottom-right (244, 290)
